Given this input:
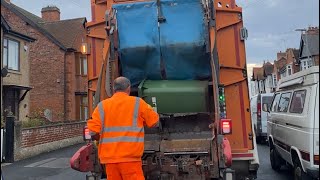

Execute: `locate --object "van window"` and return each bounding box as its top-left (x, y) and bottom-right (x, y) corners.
top-left (289, 90), bottom-right (306, 114)
top-left (277, 92), bottom-right (292, 112)
top-left (271, 93), bottom-right (281, 112)
top-left (262, 96), bottom-right (273, 112)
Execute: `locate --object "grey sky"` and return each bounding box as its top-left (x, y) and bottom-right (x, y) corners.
top-left (237, 0), bottom-right (319, 64)
top-left (11, 0), bottom-right (319, 65)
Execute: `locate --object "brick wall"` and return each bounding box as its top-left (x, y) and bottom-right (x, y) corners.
top-left (21, 122), bottom-right (85, 148)
top-left (286, 49), bottom-right (300, 73)
top-left (65, 52), bottom-right (88, 121)
top-left (2, 5), bottom-right (66, 121)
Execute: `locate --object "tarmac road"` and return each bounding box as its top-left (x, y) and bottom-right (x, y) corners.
top-left (1, 143), bottom-right (295, 180)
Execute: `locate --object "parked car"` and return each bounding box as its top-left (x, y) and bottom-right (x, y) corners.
top-left (267, 66), bottom-right (319, 180)
top-left (250, 93), bottom-right (274, 144)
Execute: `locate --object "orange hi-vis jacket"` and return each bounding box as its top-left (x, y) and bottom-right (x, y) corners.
top-left (87, 92), bottom-right (159, 164)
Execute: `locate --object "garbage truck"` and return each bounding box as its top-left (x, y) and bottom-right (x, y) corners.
top-left (70, 0), bottom-right (259, 179)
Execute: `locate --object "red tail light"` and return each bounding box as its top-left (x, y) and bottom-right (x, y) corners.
top-left (83, 126), bottom-right (91, 141)
top-left (257, 102), bottom-right (261, 117)
top-left (221, 119), bottom-right (232, 134)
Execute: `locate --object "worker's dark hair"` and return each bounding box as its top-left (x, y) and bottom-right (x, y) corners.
top-left (113, 77), bottom-right (131, 92)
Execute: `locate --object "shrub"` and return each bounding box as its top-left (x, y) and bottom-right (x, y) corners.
top-left (22, 118), bottom-right (47, 128)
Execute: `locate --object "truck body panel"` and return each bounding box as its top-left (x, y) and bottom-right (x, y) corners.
top-left (79, 0), bottom-right (257, 179)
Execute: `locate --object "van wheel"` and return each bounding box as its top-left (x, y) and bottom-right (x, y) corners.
top-left (270, 147), bottom-right (282, 171)
top-left (293, 158), bottom-right (307, 180)
top-left (256, 136), bottom-right (261, 144)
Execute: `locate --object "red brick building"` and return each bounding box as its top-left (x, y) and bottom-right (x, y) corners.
top-left (285, 48), bottom-right (300, 74)
top-left (1, 0), bottom-right (88, 122)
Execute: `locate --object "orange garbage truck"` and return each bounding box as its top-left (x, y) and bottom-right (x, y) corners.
top-left (70, 0), bottom-right (259, 179)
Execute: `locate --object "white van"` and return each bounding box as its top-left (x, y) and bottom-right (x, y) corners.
top-left (267, 66), bottom-right (319, 180)
top-left (250, 93), bottom-right (274, 143)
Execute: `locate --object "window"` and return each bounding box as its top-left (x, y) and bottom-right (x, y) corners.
top-left (271, 93), bottom-right (281, 112)
top-left (273, 74), bottom-right (277, 87)
top-left (307, 59), bottom-right (313, 68)
top-left (268, 76), bottom-right (273, 87)
top-left (92, 92), bottom-right (96, 108)
top-left (277, 92), bottom-right (292, 112)
top-left (301, 59), bottom-right (314, 70)
top-left (76, 95), bottom-right (88, 121)
top-left (280, 71), bottom-right (287, 79)
top-left (76, 55), bottom-right (87, 76)
top-left (80, 56), bottom-right (87, 75)
top-left (81, 96), bottom-right (88, 120)
top-left (287, 65), bottom-right (292, 76)
top-left (289, 90), bottom-right (306, 114)
top-left (301, 61), bottom-right (307, 70)
top-left (3, 38), bottom-right (20, 71)
top-left (262, 96), bottom-right (273, 112)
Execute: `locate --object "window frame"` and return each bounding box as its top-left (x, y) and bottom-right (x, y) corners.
top-left (302, 60), bottom-right (307, 70)
top-left (262, 96), bottom-right (273, 112)
top-left (80, 56), bottom-right (87, 76)
top-left (76, 95), bottom-right (88, 121)
top-left (289, 90), bottom-right (307, 114)
top-left (271, 93), bottom-right (281, 112)
top-left (3, 37), bottom-right (20, 71)
top-left (301, 59), bottom-right (314, 70)
top-left (76, 54), bottom-right (87, 76)
top-left (307, 59), bottom-right (313, 68)
top-left (273, 74), bottom-right (277, 87)
top-left (80, 95), bottom-right (88, 121)
top-left (277, 92), bottom-right (292, 113)
top-left (287, 65), bottom-right (292, 76)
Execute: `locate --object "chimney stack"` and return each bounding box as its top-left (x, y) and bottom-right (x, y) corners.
top-left (306, 26), bottom-right (319, 35)
top-left (41, 6), bottom-right (60, 22)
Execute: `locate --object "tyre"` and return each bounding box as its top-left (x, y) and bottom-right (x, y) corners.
top-left (254, 126), bottom-right (259, 144)
top-left (256, 136), bottom-right (261, 144)
top-left (270, 147), bottom-right (282, 171)
top-left (293, 158), bottom-right (308, 180)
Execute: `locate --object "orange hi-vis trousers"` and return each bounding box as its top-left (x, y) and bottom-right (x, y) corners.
top-left (106, 161), bottom-right (145, 180)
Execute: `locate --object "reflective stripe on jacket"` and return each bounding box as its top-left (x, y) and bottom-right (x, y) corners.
top-left (87, 92), bottom-right (159, 164)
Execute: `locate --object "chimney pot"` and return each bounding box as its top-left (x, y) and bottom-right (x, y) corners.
top-left (41, 6), bottom-right (60, 22)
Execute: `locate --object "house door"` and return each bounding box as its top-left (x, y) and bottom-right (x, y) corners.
top-left (3, 88), bottom-right (19, 118)
top-left (2, 88), bottom-right (19, 162)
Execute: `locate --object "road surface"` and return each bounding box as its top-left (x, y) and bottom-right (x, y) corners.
top-left (256, 143), bottom-right (293, 180)
top-left (1, 143), bottom-right (294, 180)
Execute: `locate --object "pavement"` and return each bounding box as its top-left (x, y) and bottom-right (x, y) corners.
top-left (1, 143), bottom-right (295, 180)
top-left (1, 143), bottom-right (88, 180)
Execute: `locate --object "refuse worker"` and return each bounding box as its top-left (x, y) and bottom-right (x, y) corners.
top-left (87, 76), bottom-right (159, 180)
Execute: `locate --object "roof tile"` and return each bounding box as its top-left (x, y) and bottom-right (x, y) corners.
top-left (1, 0), bottom-right (86, 51)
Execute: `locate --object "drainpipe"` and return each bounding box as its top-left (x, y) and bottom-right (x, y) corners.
top-left (63, 52), bottom-right (67, 121)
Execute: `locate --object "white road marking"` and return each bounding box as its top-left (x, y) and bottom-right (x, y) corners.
top-left (25, 158), bottom-right (56, 167)
top-left (1, 163), bottom-right (12, 167)
top-left (38, 158), bottom-right (70, 169)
